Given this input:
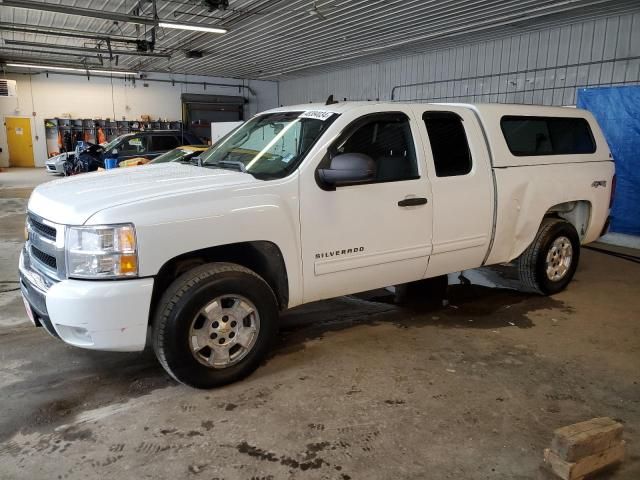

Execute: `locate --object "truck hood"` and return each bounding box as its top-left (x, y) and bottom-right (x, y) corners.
top-left (29, 163), bottom-right (257, 225)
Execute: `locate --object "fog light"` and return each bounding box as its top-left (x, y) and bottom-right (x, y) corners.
top-left (56, 324), bottom-right (93, 345)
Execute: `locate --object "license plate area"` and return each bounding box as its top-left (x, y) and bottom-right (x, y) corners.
top-left (22, 294), bottom-right (36, 325)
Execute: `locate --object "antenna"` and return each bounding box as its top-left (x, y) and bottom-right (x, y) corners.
top-left (325, 94), bottom-right (339, 105)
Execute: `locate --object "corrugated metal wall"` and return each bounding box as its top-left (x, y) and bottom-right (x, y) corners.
top-left (279, 12), bottom-right (640, 106)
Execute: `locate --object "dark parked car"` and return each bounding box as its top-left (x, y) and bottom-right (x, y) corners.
top-left (65, 130), bottom-right (201, 174)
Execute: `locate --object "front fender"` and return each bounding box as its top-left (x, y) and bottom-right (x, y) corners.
top-left (85, 174), bottom-right (303, 306)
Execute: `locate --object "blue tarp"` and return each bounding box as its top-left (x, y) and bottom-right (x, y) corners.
top-left (577, 86), bottom-right (640, 235)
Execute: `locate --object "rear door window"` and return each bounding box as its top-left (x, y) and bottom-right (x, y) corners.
top-left (423, 112), bottom-right (472, 177)
top-left (501, 116), bottom-right (596, 156)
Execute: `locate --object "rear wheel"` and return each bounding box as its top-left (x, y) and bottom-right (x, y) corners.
top-left (152, 263), bottom-right (278, 388)
top-left (517, 218), bottom-right (580, 295)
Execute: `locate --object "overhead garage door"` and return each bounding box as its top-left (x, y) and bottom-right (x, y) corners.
top-left (181, 93), bottom-right (245, 142)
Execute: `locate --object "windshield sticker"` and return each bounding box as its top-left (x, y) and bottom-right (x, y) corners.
top-left (300, 111), bottom-right (334, 121)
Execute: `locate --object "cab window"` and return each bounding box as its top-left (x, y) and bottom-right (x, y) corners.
top-left (333, 113), bottom-right (419, 183)
top-left (423, 112), bottom-right (472, 177)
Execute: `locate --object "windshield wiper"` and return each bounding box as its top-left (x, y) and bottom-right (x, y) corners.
top-left (204, 160), bottom-right (247, 172)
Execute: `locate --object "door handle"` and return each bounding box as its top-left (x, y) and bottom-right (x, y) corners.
top-left (398, 197), bottom-right (428, 207)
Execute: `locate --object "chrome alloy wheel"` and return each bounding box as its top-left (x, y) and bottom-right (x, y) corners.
top-left (545, 236), bottom-right (573, 282)
top-left (189, 295), bottom-right (260, 368)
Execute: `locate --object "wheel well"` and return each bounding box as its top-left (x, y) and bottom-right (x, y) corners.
top-left (544, 200), bottom-right (592, 240)
top-left (149, 241), bottom-right (289, 324)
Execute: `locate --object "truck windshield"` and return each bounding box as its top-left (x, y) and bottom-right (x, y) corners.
top-left (200, 111), bottom-right (336, 179)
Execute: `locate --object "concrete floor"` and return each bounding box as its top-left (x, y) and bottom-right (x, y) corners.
top-left (1, 168), bottom-right (639, 479)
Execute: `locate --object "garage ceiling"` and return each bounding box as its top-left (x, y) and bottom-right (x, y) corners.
top-left (1, 0), bottom-right (639, 80)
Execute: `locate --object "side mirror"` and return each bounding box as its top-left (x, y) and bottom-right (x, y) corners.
top-left (111, 148), bottom-right (119, 155)
top-left (190, 155), bottom-right (202, 166)
top-left (317, 153), bottom-right (376, 189)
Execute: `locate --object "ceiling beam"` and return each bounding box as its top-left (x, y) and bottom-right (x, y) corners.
top-left (0, 56), bottom-right (103, 68)
top-left (1, 46), bottom-right (100, 60)
top-left (4, 39), bottom-right (172, 58)
top-left (0, 21), bottom-right (139, 43)
top-left (1, 0), bottom-right (157, 26)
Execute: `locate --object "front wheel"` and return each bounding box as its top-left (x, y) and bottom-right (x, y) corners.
top-left (152, 263), bottom-right (278, 388)
top-left (517, 218), bottom-right (580, 295)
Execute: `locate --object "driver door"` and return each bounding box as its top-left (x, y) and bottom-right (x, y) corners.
top-left (299, 110), bottom-right (433, 303)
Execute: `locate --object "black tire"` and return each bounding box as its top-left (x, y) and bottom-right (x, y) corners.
top-left (517, 218), bottom-right (580, 295)
top-left (152, 262), bottom-right (278, 389)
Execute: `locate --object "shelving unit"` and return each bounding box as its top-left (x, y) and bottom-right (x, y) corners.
top-left (44, 118), bottom-right (60, 158)
top-left (82, 119), bottom-right (96, 144)
top-left (43, 118), bottom-right (184, 157)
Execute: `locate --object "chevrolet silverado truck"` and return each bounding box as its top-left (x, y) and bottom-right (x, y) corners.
top-left (20, 102), bottom-right (614, 388)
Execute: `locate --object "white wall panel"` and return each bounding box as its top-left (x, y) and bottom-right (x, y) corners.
top-left (279, 13), bottom-right (640, 107)
top-left (0, 72), bottom-right (278, 167)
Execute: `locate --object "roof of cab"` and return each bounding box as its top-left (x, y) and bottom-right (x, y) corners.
top-left (264, 101), bottom-right (591, 118)
top-left (265, 101), bottom-right (380, 114)
top-left (443, 103), bottom-right (591, 119)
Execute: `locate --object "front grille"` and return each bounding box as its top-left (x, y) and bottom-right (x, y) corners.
top-left (31, 245), bottom-right (57, 270)
top-left (29, 216), bottom-right (57, 241)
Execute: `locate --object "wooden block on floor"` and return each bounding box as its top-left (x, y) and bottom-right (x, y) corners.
top-left (544, 441), bottom-right (625, 480)
top-left (537, 464), bottom-right (564, 480)
top-left (551, 417), bottom-right (623, 461)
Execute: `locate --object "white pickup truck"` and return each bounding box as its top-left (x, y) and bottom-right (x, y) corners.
top-left (20, 102), bottom-right (614, 388)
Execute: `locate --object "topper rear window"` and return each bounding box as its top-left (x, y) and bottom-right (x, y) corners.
top-left (500, 116), bottom-right (596, 156)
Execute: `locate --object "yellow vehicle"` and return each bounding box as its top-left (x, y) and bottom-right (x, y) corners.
top-left (119, 145), bottom-right (209, 167)
top-left (117, 156), bottom-right (153, 167)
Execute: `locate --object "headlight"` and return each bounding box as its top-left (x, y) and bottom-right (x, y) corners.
top-left (66, 224), bottom-right (138, 278)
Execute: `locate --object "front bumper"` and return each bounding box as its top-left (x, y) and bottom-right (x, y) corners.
top-left (45, 160), bottom-right (64, 174)
top-left (20, 250), bottom-right (154, 352)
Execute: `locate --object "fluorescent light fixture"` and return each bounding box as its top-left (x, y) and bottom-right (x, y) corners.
top-left (86, 69), bottom-right (135, 76)
top-left (6, 63), bottom-right (136, 76)
top-left (88, 69), bottom-right (135, 76)
top-left (158, 22), bottom-right (227, 34)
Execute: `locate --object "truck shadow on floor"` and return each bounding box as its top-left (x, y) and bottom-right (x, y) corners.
top-left (276, 278), bottom-right (572, 356)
